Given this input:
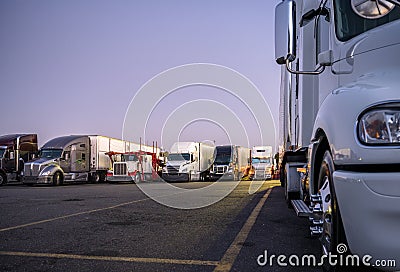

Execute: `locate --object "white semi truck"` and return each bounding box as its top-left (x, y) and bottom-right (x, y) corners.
top-left (162, 142), bottom-right (215, 182)
top-left (251, 146), bottom-right (273, 180)
top-left (275, 0), bottom-right (400, 270)
top-left (23, 135), bottom-right (139, 185)
top-left (209, 145), bottom-right (251, 181)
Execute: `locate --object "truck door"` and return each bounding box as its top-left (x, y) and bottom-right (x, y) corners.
top-left (71, 143), bottom-right (89, 172)
top-left (3, 149), bottom-right (16, 172)
top-left (60, 146), bottom-right (72, 173)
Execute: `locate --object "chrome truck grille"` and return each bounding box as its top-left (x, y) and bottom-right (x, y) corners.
top-left (24, 163), bottom-right (41, 176)
top-left (113, 163), bottom-right (128, 176)
top-left (167, 166), bottom-right (179, 174)
top-left (214, 165), bottom-right (228, 174)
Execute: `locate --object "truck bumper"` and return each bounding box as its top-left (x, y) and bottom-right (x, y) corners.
top-left (253, 170), bottom-right (271, 180)
top-left (22, 175), bottom-right (52, 184)
top-left (162, 173), bottom-right (189, 182)
top-left (107, 176), bottom-right (134, 182)
top-left (209, 173), bottom-right (234, 181)
top-left (334, 171), bottom-right (400, 270)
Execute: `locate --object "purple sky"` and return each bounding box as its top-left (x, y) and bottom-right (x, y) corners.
top-left (0, 0), bottom-right (281, 150)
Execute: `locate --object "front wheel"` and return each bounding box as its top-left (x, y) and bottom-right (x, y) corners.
top-left (317, 151), bottom-right (347, 272)
top-left (0, 173), bottom-right (6, 186)
top-left (52, 172), bottom-right (63, 186)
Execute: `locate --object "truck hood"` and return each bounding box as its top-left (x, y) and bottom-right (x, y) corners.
top-left (26, 157), bottom-right (57, 166)
top-left (166, 160), bottom-right (190, 168)
top-left (344, 20), bottom-right (400, 60)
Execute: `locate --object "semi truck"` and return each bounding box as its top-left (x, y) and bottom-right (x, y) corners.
top-left (162, 142), bottom-right (215, 182)
top-left (0, 134), bottom-right (38, 185)
top-left (106, 143), bottom-right (161, 183)
top-left (23, 135), bottom-right (139, 185)
top-left (209, 145), bottom-right (251, 181)
top-left (275, 0), bottom-right (400, 270)
top-left (251, 146), bottom-right (273, 180)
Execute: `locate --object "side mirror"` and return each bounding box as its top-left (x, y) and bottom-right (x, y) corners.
top-left (275, 0), bottom-right (297, 65)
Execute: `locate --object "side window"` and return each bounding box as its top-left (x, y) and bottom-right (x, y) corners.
top-left (63, 151), bottom-right (71, 160)
top-left (81, 153), bottom-right (86, 161)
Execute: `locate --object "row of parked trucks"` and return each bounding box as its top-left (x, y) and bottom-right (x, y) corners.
top-left (0, 134), bottom-right (275, 185)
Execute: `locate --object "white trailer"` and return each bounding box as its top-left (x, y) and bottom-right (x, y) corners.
top-left (251, 146), bottom-right (273, 180)
top-left (23, 135), bottom-right (139, 185)
top-left (162, 142), bottom-right (215, 182)
top-left (209, 145), bottom-right (250, 181)
top-left (275, 0), bottom-right (400, 270)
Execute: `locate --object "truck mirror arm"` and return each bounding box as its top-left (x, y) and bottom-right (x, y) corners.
top-left (285, 59), bottom-right (325, 75)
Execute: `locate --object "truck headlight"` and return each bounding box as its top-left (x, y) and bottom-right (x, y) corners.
top-left (358, 107), bottom-right (400, 145)
top-left (40, 170), bottom-right (51, 176)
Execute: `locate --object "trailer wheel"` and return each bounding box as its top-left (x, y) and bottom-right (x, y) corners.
top-left (52, 172), bottom-right (63, 186)
top-left (0, 173), bottom-right (6, 186)
top-left (317, 151), bottom-right (347, 272)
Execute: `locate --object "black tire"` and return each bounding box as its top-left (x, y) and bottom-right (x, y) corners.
top-left (0, 173), bottom-right (7, 186)
top-left (283, 167), bottom-right (299, 206)
top-left (52, 172), bottom-right (63, 186)
top-left (99, 172), bottom-right (106, 183)
top-left (318, 151), bottom-right (347, 272)
top-left (91, 172), bottom-right (100, 184)
top-left (135, 173), bottom-right (142, 183)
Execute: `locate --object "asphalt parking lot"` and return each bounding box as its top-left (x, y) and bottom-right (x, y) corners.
top-left (0, 180), bottom-right (322, 272)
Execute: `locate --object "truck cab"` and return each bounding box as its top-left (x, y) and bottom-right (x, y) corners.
top-left (0, 134), bottom-right (38, 185)
top-left (106, 150), bottom-right (159, 183)
top-left (275, 0), bottom-right (400, 270)
top-left (210, 146), bottom-right (237, 181)
top-left (162, 142), bottom-right (215, 182)
top-left (251, 146), bottom-right (273, 180)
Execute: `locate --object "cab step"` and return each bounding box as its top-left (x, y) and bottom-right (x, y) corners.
top-left (291, 199), bottom-right (312, 217)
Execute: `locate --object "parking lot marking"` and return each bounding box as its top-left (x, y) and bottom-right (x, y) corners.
top-left (0, 251), bottom-right (220, 266)
top-left (0, 192), bottom-right (182, 233)
top-left (213, 188), bottom-right (272, 272)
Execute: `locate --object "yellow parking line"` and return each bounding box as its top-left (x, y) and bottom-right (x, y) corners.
top-left (0, 251), bottom-right (219, 266)
top-left (213, 188), bottom-right (273, 272)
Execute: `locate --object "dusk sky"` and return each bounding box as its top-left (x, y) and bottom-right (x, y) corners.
top-left (0, 0), bottom-right (281, 150)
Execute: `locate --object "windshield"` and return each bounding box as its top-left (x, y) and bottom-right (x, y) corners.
top-left (168, 153), bottom-right (190, 161)
top-left (123, 154), bottom-right (138, 162)
top-left (334, 0), bottom-right (400, 41)
top-left (252, 158), bottom-right (271, 164)
top-left (214, 151), bottom-right (232, 164)
top-left (0, 148), bottom-right (5, 158)
top-left (39, 149), bottom-right (63, 159)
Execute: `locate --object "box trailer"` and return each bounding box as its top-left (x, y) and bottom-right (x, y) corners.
top-left (23, 135), bottom-right (138, 185)
top-left (0, 134), bottom-right (38, 185)
top-left (162, 142), bottom-right (215, 182)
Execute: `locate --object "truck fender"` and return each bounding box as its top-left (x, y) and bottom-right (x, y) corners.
top-left (39, 164), bottom-right (64, 177)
